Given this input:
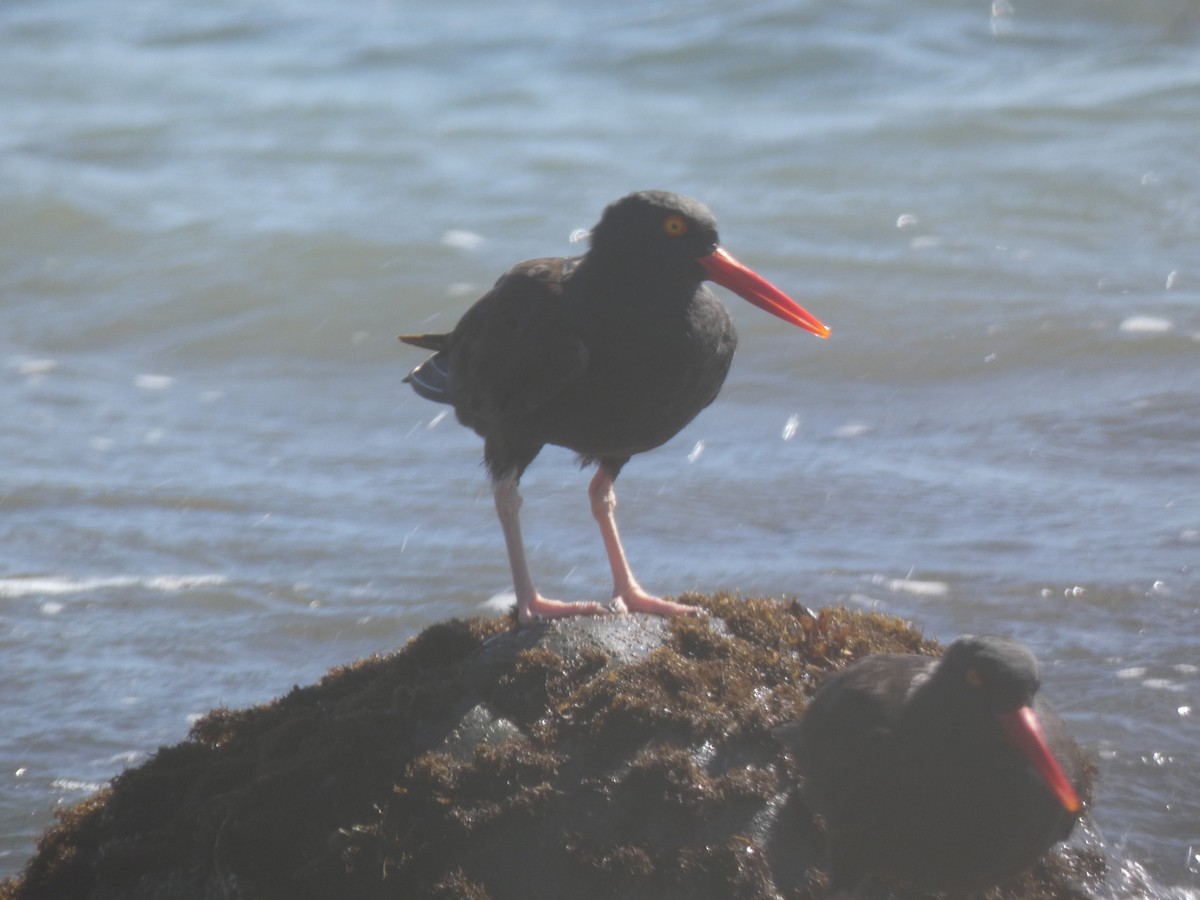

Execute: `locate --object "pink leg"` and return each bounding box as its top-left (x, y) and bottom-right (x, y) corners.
top-left (588, 465), bottom-right (701, 618)
top-left (494, 474), bottom-right (605, 625)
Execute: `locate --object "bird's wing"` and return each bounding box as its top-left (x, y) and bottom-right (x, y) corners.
top-left (448, 257), bottom-right (590, 425)
top-left (788, 656), bottom-right (935, 802)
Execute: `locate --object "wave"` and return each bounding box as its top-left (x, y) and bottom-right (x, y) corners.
top-left (0, 574), bottom-right (227, 599)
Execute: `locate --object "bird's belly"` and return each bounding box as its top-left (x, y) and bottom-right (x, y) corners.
top-left (538, 339), bottom-right (733, 459)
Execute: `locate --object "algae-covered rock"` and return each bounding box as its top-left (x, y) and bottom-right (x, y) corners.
top-left (0, 595), bottom-right (1101, 900)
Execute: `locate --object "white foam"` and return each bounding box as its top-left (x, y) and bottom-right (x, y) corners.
top-left (51, 778), bottom-right (105, 794)
top-left (134, 373), bottom-right (175, 390)
top-left (1118, 315), bottom-right (1173, 334)
top-left (0, 574), bottom-right (226, 599)
top-left (833, 422), bottom-right (871, 439)
top-left (483, 590), bottom-right (516, 614)
top-left (870, 574), bottom-right (949, 597)
top-left (1116, 666), bottom-right (1147, 679)
top-left (441, 230), bottom-right (485, 251)
top-left (1143, 678), bottom-right (1186, 693)
top-left (109, 751), bottom-right (147, 767)
top-left (141, 575), bottom-right (225, 591)
top-left (846, 593), bottom-right (889, 611)
top-left (7, 356), bottom-right (58, 377)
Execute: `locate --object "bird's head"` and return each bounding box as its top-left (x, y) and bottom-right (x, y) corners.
top-left (587, 191), bottom-right (830, 338)
top-left (941, 636), bottom-right (1082, 814)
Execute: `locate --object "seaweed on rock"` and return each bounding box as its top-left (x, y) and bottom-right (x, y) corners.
top-left (1, 595), bottom-right (1100, 900)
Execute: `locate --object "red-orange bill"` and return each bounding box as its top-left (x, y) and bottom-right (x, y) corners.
top-left (699, 247), bottom-right (830, 339)
top-left (997, 705), bottom-right (1082, 813)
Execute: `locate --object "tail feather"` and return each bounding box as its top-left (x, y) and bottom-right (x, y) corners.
top-left (404, 351), bottom-right (452, 404)
top-left (399, 332), bottom-right (450, 352)
top-left (400, 332), bottom-right (453, 404)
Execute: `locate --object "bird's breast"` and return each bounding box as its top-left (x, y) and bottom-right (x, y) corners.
top-left (539, 292), bottom-right (737, 457)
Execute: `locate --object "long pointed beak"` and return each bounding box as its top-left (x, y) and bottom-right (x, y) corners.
top-left (996, 706), bottom-right (1082, 813)
top-left (698, 247), bottom-right (830, 339)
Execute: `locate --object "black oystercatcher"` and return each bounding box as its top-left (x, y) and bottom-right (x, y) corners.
top-left (777, 635), bottom-right (1087, 893)
top-left (401, 191), bottom-right (828, 624)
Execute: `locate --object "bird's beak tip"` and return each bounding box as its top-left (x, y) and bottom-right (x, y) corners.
top-left (698, 248), bottom-right (830, 339)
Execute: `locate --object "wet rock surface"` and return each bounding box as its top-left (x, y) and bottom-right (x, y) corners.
top-left (1, 595), bottom-right (1101, 900)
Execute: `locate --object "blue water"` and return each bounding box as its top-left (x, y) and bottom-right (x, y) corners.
top-left (3, 0), bottom-right (1199, 893)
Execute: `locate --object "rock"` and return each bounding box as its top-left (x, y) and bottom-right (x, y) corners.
top-left (0, 595), bottom-right (1103, 900)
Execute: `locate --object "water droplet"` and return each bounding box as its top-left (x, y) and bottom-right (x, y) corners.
top-left (687, 441), bottom-right (705, 463)
top-left (782, 414), bottom-right (800, 441)
top-left (990, 0), bottom-right (1014, 36)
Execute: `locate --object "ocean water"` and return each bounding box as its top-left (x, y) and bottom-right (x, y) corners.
top-left (2, 0), bottom-right (1199, 892)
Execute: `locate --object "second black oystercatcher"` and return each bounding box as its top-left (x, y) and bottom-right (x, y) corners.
top-left (777, 635), bottom-right (1088, 894)
top-left (402, 191), bottom-right (829, 624)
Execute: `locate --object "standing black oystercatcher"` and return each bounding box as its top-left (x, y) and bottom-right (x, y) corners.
top-left (778, 635), bottom-right (1088, 894)
top-left (401, 191), bottom-right (829, 624)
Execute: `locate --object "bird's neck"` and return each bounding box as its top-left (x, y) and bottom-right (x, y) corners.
top-left (573, 254), bottom-right (704, 316)
top-left (905, 679), bottom-right (996, 746)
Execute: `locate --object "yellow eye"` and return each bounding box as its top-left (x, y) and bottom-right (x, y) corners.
top-left (662, 215), bottom-right (688, 237)
top-left (965, 667), bottom-right (984, 689)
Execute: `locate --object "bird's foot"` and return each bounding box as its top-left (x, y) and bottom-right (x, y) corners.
top-left (613, 589), bottom-right (704, 618)
top-left (518, 594), bottom-right (609, 626)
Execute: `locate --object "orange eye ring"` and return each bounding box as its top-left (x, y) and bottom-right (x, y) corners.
top-left (662, 214), bottom-right (688, 237)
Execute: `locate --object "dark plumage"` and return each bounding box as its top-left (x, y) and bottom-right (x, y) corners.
top-left (402, 191), bottom-right (828, 624)
top-left (778, 635), bottom-right (1088, 894)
